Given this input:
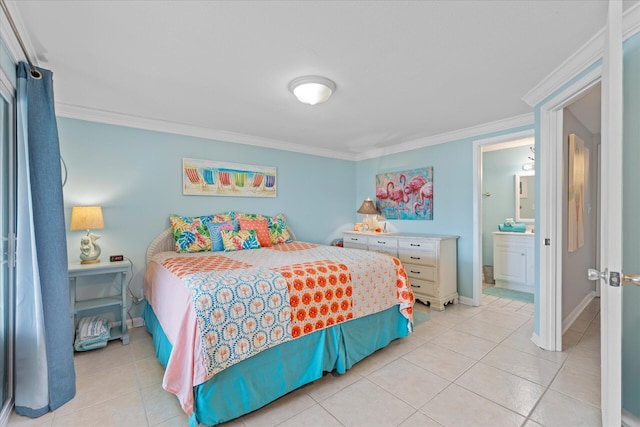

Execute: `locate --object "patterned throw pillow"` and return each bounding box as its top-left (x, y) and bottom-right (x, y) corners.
top-left (206, 220), bottom-right (239, 252)
top-left (220, 229), bottom-right (261, 252)
top-left (233, 212), bottom-right (268, 221)
top-left (170, 214), bottom-right (215, 253)
top-left (238, 218), bottom-right (271, 247)
top-left (169, 213), bottom-right (233, 253)
top-left (267, 213), bottom-right (293, 244)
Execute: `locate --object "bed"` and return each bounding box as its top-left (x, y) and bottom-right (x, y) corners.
top-left (143, 224), bottom-right (415, 427)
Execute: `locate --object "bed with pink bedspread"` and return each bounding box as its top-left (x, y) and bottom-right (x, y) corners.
top-left (143, 231), bottom-right (414, 426)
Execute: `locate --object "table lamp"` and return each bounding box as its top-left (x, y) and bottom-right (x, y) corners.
top-left (70, 206), bottom-right (104, 264)
top-left (357, 198), bottom-right (380, 231)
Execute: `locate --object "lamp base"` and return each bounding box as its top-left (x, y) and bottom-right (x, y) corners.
top-left (80, 259), bottom-right (101, 265)
top-left (362, 216), bottom-right (380, 232)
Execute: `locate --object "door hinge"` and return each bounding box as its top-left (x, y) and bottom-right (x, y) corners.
top-left (8, 232), bottom-right (16, 268)
top-left (610, 271), bottom-right (621, 287)
top-left (544, 238), bottom-right (551, 246)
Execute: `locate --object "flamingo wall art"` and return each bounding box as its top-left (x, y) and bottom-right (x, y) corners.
top-left (375, 167), bottom-right (433, 220)
top-left (182, 158), bottom-right (277, 197)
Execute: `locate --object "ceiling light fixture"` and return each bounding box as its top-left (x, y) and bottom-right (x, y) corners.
top-left (288, 76), bottom-right (336, 105)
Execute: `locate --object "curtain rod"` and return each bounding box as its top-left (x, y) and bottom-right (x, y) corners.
top-left (0, 0), bottom-right (41, 79)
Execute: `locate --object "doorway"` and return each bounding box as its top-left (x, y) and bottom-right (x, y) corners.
top-left (480, 138), bottom-right (536, 305)
top-left (472, 129), bottom-right (534, 308)
top-left (559, 83), bottom-right (602, 340)
top-left (537, 65), bottom-right (602, 352)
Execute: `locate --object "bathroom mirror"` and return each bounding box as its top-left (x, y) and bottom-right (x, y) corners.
top-left (515, 172), bottom-right (535, 223)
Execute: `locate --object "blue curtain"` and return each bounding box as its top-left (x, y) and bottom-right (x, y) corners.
top-left (14, 62), bottom-right (75, 416)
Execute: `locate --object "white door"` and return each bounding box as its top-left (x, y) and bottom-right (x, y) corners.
top-left (593, 1), bottom-right (623, 425)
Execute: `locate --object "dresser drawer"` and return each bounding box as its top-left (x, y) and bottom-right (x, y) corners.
top-left (344, 234), bottom-right (367, 245)
top-left (344, 241), bottom-right (367, 251)
top-left (403, 263), bottom-right (436, 281)
top-left (367, 235), bottom-right (397, 249)
top-left (398, 251), bottom-right (435, 266)
top-left (369, 246), bottom-right (397, 256)
top-left (398, 239), bottom-right (436, 253)
top-left (408, 278), bottom-right (435, 297)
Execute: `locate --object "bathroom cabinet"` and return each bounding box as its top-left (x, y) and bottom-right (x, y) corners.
top-left (492, 231), bottom-right (534, 293)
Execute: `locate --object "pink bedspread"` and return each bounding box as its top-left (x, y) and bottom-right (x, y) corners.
top-left (143, 242), bottom-right (414, 415)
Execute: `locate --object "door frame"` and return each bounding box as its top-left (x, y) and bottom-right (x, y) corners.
top-left (472, 129), bottom-right (534, 307)
top-left (0, 67), bottom-right (16, 427)
top-left (537, 66), bottom-right (602, 352)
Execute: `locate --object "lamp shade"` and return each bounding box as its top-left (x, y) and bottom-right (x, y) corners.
top-left (70, 206), bottom-right (104, 231)
top-left (357, 198), bottom-right (378, 215)
top-left (289, 76), bottom-right (336, 105)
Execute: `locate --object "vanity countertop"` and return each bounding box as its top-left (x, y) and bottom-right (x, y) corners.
top-left (493, 231), bottom-right (535, 236)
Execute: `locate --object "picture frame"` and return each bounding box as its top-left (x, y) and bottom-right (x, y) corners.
top-left (375, 167), bottom-right (433, 220)
top-left (182, 158), bottom-right (277, 197)
top-left (568, 134), bottom-right (588, 252)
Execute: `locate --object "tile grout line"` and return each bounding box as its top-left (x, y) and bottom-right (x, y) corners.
top-left (520, 307), bottom-right (602, 426)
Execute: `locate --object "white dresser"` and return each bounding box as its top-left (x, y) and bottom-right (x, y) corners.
top-left (343, 231), bottom-right (459, 310)
top-left (492, 231), bottom-right (535, 293)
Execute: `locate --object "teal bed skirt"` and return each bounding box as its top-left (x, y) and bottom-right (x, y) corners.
top-left (143, 304), bottom-right (410, 426)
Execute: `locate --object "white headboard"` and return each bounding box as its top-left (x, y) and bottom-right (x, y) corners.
top-left (146, 228), bottom-right (174, 264)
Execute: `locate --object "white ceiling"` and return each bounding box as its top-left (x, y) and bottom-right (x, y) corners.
top-left (8, 1), bottom-right (634, 159)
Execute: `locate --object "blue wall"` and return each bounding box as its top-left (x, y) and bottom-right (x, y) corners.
top-left (482, 145), bottom-right (533, 266)
top-left (355, 126), bottom-right (533, 301)
top-left (622, 32), bottom-right (640, 419)
top-left (58, 118), bottom-right (356, 317)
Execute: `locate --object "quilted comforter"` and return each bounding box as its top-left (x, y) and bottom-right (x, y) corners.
top-left (143, 241), bottom-right (414, 415)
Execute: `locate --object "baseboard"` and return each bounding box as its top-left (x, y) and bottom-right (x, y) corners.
top-left (126, 317), bottom-right (145, 329)
top-left (562, 291), bottom-right (595, 334)
top-left (623, 409), bottom-right (640, 427)
top-left (530, 332), bottom-right (542, 348)
top-left (458, 296), bottom-right (473, 306)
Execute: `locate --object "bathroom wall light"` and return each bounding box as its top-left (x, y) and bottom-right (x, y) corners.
top-left (289, 76), bottom-right (336, 105)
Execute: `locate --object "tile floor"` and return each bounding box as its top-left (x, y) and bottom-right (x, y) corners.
top-left (8, 295), bottom-right (602, 427)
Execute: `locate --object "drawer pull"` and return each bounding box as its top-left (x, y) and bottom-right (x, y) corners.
top-left (412, 285), bottom-right (421, 288)
top-left (377, 241), bottom-right (386, 245)
top-left (410, 256), bottom-right (421, 260)
top-left (410, 243), bottom-right (421, 247)
top-left (410, 270), bottom-right (421, 274)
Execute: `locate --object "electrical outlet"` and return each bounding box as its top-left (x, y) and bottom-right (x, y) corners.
top-left (110, 255), bottom-right (124, 262)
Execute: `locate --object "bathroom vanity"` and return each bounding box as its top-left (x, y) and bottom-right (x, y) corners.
top-left (492, 231), bottom-right (535, 293)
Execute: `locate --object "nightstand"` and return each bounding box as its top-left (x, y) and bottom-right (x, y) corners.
top-left (68, 260), bottom-right (131, 345)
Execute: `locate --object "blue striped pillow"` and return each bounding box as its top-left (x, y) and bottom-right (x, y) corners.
top-left (206, 220), bottom-right (239, 252)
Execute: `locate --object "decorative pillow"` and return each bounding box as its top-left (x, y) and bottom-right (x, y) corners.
top-left (267, 213), bottom-right (293, 244)
top-left (214, 211), bottom-right (234, 222)
top-left (220, 229), bottom-right (261, 252)
top-left (234, 212), bottom-right (268, 221)
top-left (170, 214), bottom-right (216, 253)
top-left (170, 213), bottom-right (233, 252)
top-left (206, 220), bottom-right (239, 252)
top-left (238, 219), bottom-right (271, 247)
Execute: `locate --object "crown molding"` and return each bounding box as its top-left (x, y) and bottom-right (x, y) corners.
top-left (523, 2), bottom-right (640, 108)
top-left (55, 103), bottom-right (357, 161)
top-left (56, 103), bottom-right (534, 163)
top-left (624, 1), bottom-right (640, 40)
top-left (354, 113), bottom-right (534, 161)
